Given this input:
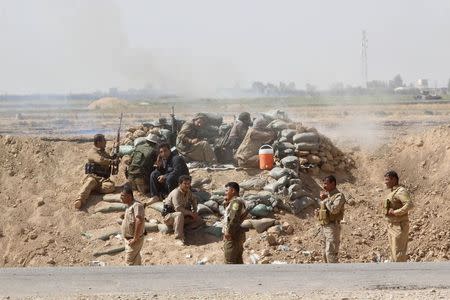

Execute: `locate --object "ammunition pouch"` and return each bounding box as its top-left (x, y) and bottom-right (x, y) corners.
top-left (85, 163), bottom-right (110, 179)
top-left (162, 204), bottom-right (175, 217)
top-left (318, 205), bottom-right (329, 225)
top-left (384, 199), bottom-right (391, 215)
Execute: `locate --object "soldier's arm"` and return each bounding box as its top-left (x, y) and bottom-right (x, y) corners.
top-left (325, 193), bottom-right (345, 215)
top-left (88, 149), bottom-right (113, 166)
top-left (190, 194), bottom-right (198, 213)
top-left (178, 123), bottom-right (196, 144)
top-left (133, 204), bottom-right (145, 240)
top-left (393, 189), bottom-right (413, 216)
top-left (225, 200), bottom-right (243, 236)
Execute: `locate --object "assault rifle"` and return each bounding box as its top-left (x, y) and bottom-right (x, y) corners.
top-left (110, 112), bottom-right (123, 175)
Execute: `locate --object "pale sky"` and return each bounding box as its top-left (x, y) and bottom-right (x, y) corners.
top-left (1, 0), bottom-right (449, 95)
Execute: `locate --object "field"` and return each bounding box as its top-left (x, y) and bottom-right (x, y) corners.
top-left (0, 95), bottom-right (449, 268)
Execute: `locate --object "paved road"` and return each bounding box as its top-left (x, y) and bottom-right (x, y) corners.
top-left (0, 263), bottom-right (449, 298)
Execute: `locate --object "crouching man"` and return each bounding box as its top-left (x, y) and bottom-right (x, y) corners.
top-left (162, 175), bottom-right (204, 245)
top-left (121, 183), bottom-right (145, 265)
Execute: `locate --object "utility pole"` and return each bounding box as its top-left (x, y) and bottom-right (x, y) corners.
top-left (361, 30), bottom-right (368, 88)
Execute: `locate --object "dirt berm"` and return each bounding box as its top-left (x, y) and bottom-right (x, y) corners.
top-left (0, 126), bottom-right (449, 266)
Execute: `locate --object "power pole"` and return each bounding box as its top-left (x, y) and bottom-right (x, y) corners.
top-left (361, 30), bottom-right (368, 88)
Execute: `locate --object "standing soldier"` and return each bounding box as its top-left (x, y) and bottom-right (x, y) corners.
top-left (223, 182), bottom-right (247, 264)
top-left (120, 183), bottom-right (145, 265)
top-left (74, 134), bottom-right (117, 210)
top-left (383, 170), bottom-right (413, 262)
top-left (317, 175), bottom-right (346, 263)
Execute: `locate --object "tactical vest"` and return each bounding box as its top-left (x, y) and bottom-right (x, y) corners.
top-left (318, 196), bottom-right (344, 225)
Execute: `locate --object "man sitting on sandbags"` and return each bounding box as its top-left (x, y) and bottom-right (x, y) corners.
top-left (176, 113), bottom-right (217, 164)
top-left (226, 112), bottom-right (252, 150)
top-left (234, 118), bottom-right (276, 168)
top-left (162, 175), bottom-right (204, 245)
top-left (149, 142), bottom-right (189, 203)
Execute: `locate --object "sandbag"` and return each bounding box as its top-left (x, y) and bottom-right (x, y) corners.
top-left (250, 204), bottom-right (273, 217)
top-left (240, 177), bottom-right (267, 191)
top-left (250, 218), bottom-right (276, 233)
top-left (295, 143), bottom-right (320, 151)
top-left (149, 201), bottom-right (164, 213)
top-left (277, 176), bottom-right (289, 188)
top-left (263, 182), bottom-right (280, 193)
top-left (282, 142), bottom-right (295, 150)
top-left (93, 246), bottom-right (125, 257)
top-left (197, 203), bottom-right (214, 215)
top-left (193, 191), bottom-right (211, 204)
top-left (133, 137), bottom-right (147, 147)
top-left (268, 119), bottom-right (289, 131)
top-left (145, 222), bottom-right (159, 233)
top-left (292, 196), bottom-right (316, 214)
top-left (293, 132), bottom-right (319, 144)
top-left (84, 227), bottom-right (120, 241)
top-left (101, 194), bottom-right (122, 203)
top-left (158, 224), bottom-right (173, 234)
top-left (210, 194), bottom-right (224, 204)
top-left (119, 145), bottom-right (134, 156)
top-left (281, 129), bottom-right (297, 141)
top-left (202, 226), bottom-right (223, 238)
top-left (211, 189), bottom-right (226, 196)
top-left (94, 203), bottom-right (128, 213)
top-left (269, 167), bottom-right (291, 180)
top-left (281, 156), bottom-right (300, 170)
top-left (203, 200), bottom-right (220, 213)
top-left (241, 219), bottom-right (253, 229)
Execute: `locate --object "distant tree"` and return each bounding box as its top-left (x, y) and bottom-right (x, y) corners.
top-left (305, 83), bottom-right (318, 96)
top-left (448, 78), bottom-right (450, 91)
top-left (251, 81), bottom-right (265, 94)
top-left (389, 74), bottom-right (404, 89)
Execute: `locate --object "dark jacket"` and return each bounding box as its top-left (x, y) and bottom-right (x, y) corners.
top-left (158, 153), bottom-right (189, 178)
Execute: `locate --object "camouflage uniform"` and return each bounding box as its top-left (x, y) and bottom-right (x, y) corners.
top-left (318, 188), bottom-right (346, 263)
top-left (223, 197), bottom-right (247, 264)
top-left (384, 185), bottom-right (413, 262)
top-left (74, 146), bottom-right (115, 209)
top-left (234, 128), bottom-right (274, 168)
top-left (176, 121), bottom-right (216, 163)
top-left (127, 141), bottom-right (157, 195)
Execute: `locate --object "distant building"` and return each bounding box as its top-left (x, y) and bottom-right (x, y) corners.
top-left (415, 79), bottom-right (428, 89)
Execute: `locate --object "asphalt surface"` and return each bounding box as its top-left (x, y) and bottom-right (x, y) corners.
top-left (0, 262), bottom-right (449, 298)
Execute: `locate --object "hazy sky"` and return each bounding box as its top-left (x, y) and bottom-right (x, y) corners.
top-left (1, 0), bottom-right (449, 95)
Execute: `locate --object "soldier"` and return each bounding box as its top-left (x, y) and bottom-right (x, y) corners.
top-left (223, 182), bottom-right (247, 264)
top-left (120, 183), bottom-right (145, 266)
top-left (383, 170), bottom-right (413, 262)
top-left (226, 112), bottom-right (252, 150)
top-left (74, 134), bottom-right (117, 210)
top-left (176, 113), bottom-right (217, 163)
top-left (127, 133), bottom-right (159, 195)
top-left (149, 142), bottom-right (189, 203)
top-left (317, 175), bottom-right (346, 263)
top-left (234, 118), bottom-right (276, 168)
top-left (162, 175), bottom-right (204, 245)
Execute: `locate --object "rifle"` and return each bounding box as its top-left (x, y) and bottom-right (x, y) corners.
top-left (110, 112), bottom-right (123, 175)
top-left (169, 106), bottom-right (177, 146)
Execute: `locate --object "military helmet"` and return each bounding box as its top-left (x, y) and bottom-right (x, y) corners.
top-left (145, 133), bottom-right (160, 144)
top-left (193, 112), bottom-right (208, 121)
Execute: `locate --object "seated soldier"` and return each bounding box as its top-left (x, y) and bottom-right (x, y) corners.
top-left (162, 175), bottom-right (204, 245)
top-left (74, 134), bottom-right (117, 210)
top-left (126, 133), bottom-right (159, 195)
top-left (234, 118), bottom-right (276, 168)
top-left (149, 142), bottom-right (189, 203)
top-left (176, 113), bottom-right (217, 163)
top-left (226, 112), bottom-right (252, 151)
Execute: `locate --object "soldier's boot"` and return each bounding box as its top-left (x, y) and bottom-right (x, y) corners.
top-left (74, 177), bottom-right (99, 210)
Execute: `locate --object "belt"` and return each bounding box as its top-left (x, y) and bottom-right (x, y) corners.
top-left (125, 235), bottom-right (143, 240)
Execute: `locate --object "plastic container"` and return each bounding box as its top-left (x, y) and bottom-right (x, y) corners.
top-left (259, 144), bottom-right (274, 170)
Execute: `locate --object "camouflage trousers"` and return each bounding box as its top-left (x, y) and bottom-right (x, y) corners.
top-left (124, 236), bottom-right (144, 266)
top-left (387, 220), bottom-right (409, 262)
top-left (129, 177), bottom-right (149, 195)
top-left (224, 232), bottom-right (246, 264)
top-left (321, 222), bottom-right (341, 263)
top-left (75, 175), bottom-right (115, 209)
top-left (183, 141), bottom-right (217, 163)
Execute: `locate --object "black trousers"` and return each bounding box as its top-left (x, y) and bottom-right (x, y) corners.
top-left (149, 169), bottom-right (179, 198)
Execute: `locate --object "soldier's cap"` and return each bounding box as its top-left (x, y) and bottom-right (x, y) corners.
top-left (193, 113), bottom-right (208, 121)
top-left (238, 112), bottom-right (251, 123)
top-left (153, 117), bottom-right (168, 127)
top-left (145, 133), bottom-right (160, 144)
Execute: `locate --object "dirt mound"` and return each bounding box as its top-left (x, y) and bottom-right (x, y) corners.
top-left (0, 126), bottom-right (448, 267)
top-left (87, 97), bottom-right (129, 110)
